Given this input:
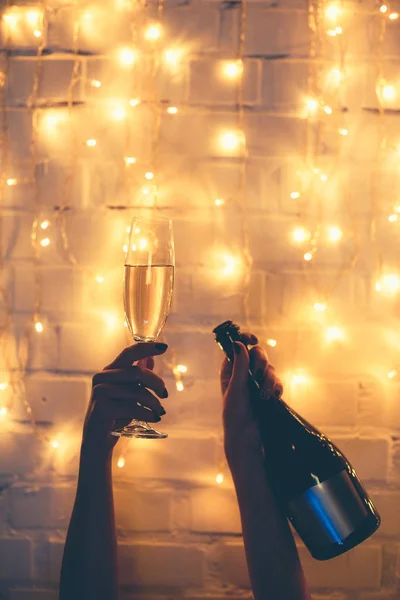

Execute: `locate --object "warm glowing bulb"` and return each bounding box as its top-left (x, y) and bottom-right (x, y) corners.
top-left (221, 253), bottom-right (240, 276)
top-left (327, 225), bottom-right (343, 242)
top-left (33, 29), bottom-right (41, 37)
top-left (382, 84), bottom-right (396, 101)
top-left (304, 252), bottom-right (313, 261)
top-left (91, 79), bottom-right (101, 88)
top-left (142, 186), bottom-right (150, 195)
top-left (40, 238), bottom-right (50, 247)
top-left (3, 13), bottom-right (19, 28)
top-left (223, 60), bottom-right (243, 79)
top-left (388, 369), bottom-right (397, 379)
top-left (138, 238), bottom-right (148, 250)
top-left (320, 173), bottom-right (328, 182)
top-left (117, 457), bottom-right (125, 468)
top-left (145, 172), bottom-right (154, 180)
top-left (395, 205), bottom-right (400, 213)
top-left (145, 24), bottom-right (162, 40)
top-left (325, 326), bottom-right (344, 342)
top-left (35, 321), bottom-right (43, 333)
top-left (314, 302), bottom-right (327, 311)
top-left (326, 4), bottom-right (341, 20)
top-left (335, 26), bottom-right (343, 34)
top-left (106, 314), bottom-right (118, 327)
top-left (86, 139), bottom-right (97, 147)
top-left (176, 381), bottom-right (184, 392)
top-left (96, 275), bottom-right (104, 283)
top-left (389, 11), bottom-right (399, 19)
top-left (124, 156), bottom-right (136, 165)
top-left (376, 274), bottom-right (400, 294)
top-left (40, 220), bottom-right (49, 229)
top-left (0, 382), bottom-right (8, 391)
top-left (6, 178), bottom-right (17, 186)
top-left (291, 373), bottom-right (308, 385)
top-left (164, 48), bottom-right (182, 67)
top-left (323, 105), bottom-right (333, 115)
top-left (290, 191), bottom-right (301, 199)
top-left (266, 338), bottom-right (277, 347)
top-left (167, 106), bottom-right (178, 114)
top-left (380, 4), bottom-right (388, 13)
top-left (112, 105), bottom-right (126, 120)
top-left (216, 473), bottom-right (224, 484)
top-left (118, 47), bottom-right (136, 66)
top-left (388, 214), bottom-right (398, 223)
top-left (306, 98), bottom-right (319, 113)
top-left (215, 198), bottom-right (225, 206)
top-left (50, 439), bottom-right (59, 449)
top-left (176, 364), bottom-right (187, 374)
top-left (44, 115), bottom-right (59, 129)
top-left (292, 227), bottom-right (309, 244)
top-left (0, 407), bottom-right (7, 417)
top-left (338, 128), bottom-right (348, 136)
top-left (220, 130), bottom-right (243, 152)
top-left (129, 98), bottom-right (140, 107)
top-left (330, 67), bottom-right (342, 84)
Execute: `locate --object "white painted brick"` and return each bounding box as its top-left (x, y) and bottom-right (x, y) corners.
top-left (114, 435), bottom-right (218, 483)
top-left (114, 487), bottom-right (172, 532)
top-left (23, 376), bottom-right (89, 425)
top-left (189, 59), bottom-right (260, 105)
top-left (119, 543), bottom-right (204, 586)
top-left (246, 10), bottom-right (309, 56)
top-left (0, 537), bottom-right (32, 580)
top-left (47, 539), bottom-right (64, 583)
top-left (262, 62), bottom-right (309, 109)
top-left (332, 436), bottom-right (390, 482)
top-left (9, 592), bottom-right (58, 600)
top-left (14, 266), bottom-right (76, 317)
top-left (0, 432), bottom-right (40, 477)
top-left (221, 542), bottom-right (249, 587)
top-left (299, 544), bottom-right (382, 589)
top-left (9, 484), bottom-right (75, 529)
top-left (164, 6), bottom-right (219, 53)
top-left (357, 593), bottom-right (400, 600)
top-left (191, 487), bottom-right (241, 534)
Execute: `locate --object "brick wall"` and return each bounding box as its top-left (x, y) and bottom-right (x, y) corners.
top-left (1, 0), bottom-right (400, 598)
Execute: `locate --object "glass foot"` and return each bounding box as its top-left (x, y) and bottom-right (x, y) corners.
top-left (111, 421), bottom-right (168, 439)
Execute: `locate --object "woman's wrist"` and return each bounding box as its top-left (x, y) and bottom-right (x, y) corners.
top-left (224, 433), bottom-right (264, 474)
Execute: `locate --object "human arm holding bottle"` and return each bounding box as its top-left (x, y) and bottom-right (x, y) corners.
top-left (221, 335), bottom-right (311, 600)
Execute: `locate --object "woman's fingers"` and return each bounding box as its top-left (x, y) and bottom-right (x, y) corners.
top-left (92, 383), bottom-right (165, 418)
top-left (93, 366), bottom-right (167, 399)
top-left (240, 332), bottom-right (258, 346)
top-left (249, 345), bottom-right (269, 381)
top-left (104, 342), bottom-right (168, 370)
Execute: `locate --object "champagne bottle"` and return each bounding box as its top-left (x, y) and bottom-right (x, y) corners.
top-left (213, 320), bottom-right (381, 561)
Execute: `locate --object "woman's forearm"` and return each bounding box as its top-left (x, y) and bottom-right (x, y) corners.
top-left (59, 446), bottom-right (118, 600)
top-left (228, 447), bottom-right (311, 600)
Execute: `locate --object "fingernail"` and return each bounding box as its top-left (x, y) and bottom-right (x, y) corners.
top-left (160, 406), bottom-right (166, 415)
top-left (251, 335), bottom-right (258, 344)
top-left (274, 388), bottom-right (282, 398)
top-left (162, 388), bottom-right (168, 399)
top-left (254, 369), bottom-right (264, 382)
top-left (234, 342), bottom-right (241, 355)
top-left (155, 343), bottom-right (168, 352)
top-left (155, 415), bottom-right (161, 422)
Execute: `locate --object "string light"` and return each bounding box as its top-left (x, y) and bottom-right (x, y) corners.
top-left (325, 4), bottom-right (342, 21)
top-left (291, 372), bottom-right (308, 385)
top-left (320, 173), bottom-right (328, 182)
top-left (389, 12), bottom-right (399, 19)
top-left (129, 98), bottom-right (140, 107)
top-left (327, 225), bottom-right (343, 243)
top-left (215, 198), bottom-right (225, 206)
top-left (382, 84), bottom-right (396, 101)
top-left (388, 214), bottom-right (398, 223)
top-left (290, 191), bottom-right (301, 199)
top-left (0, 382), bottom-right (8, 391)
top-left (221, 252), bottom-right (241, 276)
top-left (219, 130), bottom-right (244, 152)
top-left (33, 29), bottom-right (41, 38)
top-left (96, 275), bottom-right (104, 283)
top-left (0, 407), bottom-right (7, 418)
top-left (323, 105), bottom-right (333, 115)
top-left (145, 172), bottom-right (154, 180)
top-left (112, 105), bottom-right (126, 120)
top-left (35, 322), bottom-right (44, 333)
top-left (222, 60), bottom-right (243, 80)
top-left (164, 48), bottom-right (182, 68)
top-left (305, 98), bottom-right (319, 114)
top-left (40, 220), bottom-right (50, 230)
top-left (124, 156), bottom-right (136, 165)
top-left (118, 47), bottom-right (136, 66)
top-left (304, 251), bottom-right (313, 261)
top-left (167, 106), bottom-right (178, 115)
top-left (375, 274), bottom-right (400, 294)
top-left (6, 178), bottom-right (17, 186)
top-left (325, 326), bottom-right (344, 343)
top-left (314, 302), bottom-right (327, 311)
top-left (117, 456), bottom-right (125, 468)
top-left (380, 4), bottom-right (388, 13)
top-left (40, 238), bottom-right (50, 247)
top-left (176, 381), bottom-right (184, 392)
top-left (50, 439), bottom-right (60, 449)
top-left (330, 67), bottom-right (342, 85)
top-left (106, 313), bottom-right (118, 327)
top-left (388, 369), bottom-right (397, 379)
top-left (338, 128), bottom-right (348, 136)
top-left (291, 227), bottom-right (309, 244)
top-left (144, 24), bottom-right (162, 40)
top-left (266, 338), bottom-right (277, 347)
top-left (3, 12), bottom-right (19, 29)
top-left (91, 79), bottom-right (102, 88)
top-left (86, 139), bottom-right (97, 147)
top-left (176, 364), bottom-right (187, 374)
top-left (216, 473), bottom-right (224, 484)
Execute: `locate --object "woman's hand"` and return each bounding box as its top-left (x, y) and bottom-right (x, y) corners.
top-left (220, 333), bottom-right (283, 464)
top-left (82, 342), bottom-right (169, 457)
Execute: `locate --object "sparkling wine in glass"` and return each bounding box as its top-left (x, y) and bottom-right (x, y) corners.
top-left (111, 216), bottom-right (175, 439)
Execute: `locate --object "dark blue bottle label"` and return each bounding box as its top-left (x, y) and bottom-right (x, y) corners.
top-left (288, 470), bottom-right (368, 547)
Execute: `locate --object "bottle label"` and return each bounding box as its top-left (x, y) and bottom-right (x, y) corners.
top-left (288, 470), bottom-right (368, 547)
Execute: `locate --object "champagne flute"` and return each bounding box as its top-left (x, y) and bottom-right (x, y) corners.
top-left (111, 216), bottom-right (175, 439)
